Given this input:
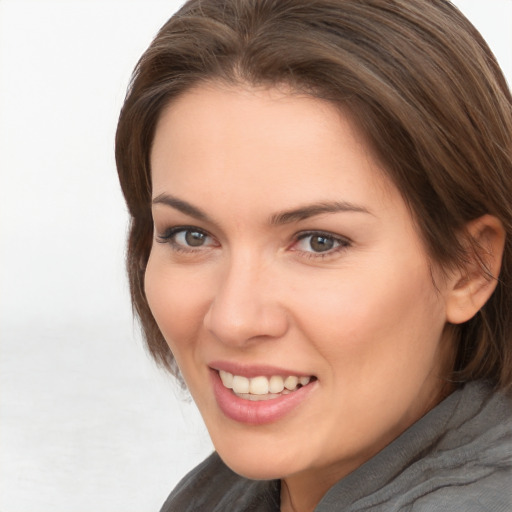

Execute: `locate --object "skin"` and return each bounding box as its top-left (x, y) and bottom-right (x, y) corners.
top-left (146, 83), bottom-right (459, 512)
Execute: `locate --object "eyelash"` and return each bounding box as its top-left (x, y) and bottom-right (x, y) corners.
top-left (292, 231), bottom-right (351, 259)
top-left (156, 226), bottom-right (217, 254)
top-left (155, 226), bottom-right (351, 259)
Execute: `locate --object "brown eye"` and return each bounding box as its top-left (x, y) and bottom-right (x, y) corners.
top-left (157, 227), bottom-right (216, 250)
top-left (309, 235), bottom-right (335, 252)
top-left (184, 230), bottom-right (207, 247)
top-left (293, 231), bottom-right (350, 256)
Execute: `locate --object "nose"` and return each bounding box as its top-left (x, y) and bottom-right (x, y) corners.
top-left (203, 254), bottom-right (289, 347)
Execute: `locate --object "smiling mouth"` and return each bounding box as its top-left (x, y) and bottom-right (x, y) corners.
top-left (218, 370), bottom-right (316, 401)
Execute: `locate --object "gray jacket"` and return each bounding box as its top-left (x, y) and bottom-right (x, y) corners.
top-left (161, 381), bottom-right (512, 511)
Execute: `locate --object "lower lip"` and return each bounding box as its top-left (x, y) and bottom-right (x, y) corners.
top-left (210, 370), bottom-right (316, 425)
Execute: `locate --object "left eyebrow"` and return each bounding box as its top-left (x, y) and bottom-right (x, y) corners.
top-left (270, 201), bottom-right (371, 225)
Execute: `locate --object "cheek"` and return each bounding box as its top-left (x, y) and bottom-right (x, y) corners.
top-left (289, 261), bottom-right (446, 375)
top-left (144, 252), bottom-right (210, 353)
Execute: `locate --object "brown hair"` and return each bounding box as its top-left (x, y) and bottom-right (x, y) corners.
top-left (115, 0), bottom-right (512, 389)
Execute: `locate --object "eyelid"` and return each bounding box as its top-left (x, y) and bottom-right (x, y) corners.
top-left (295, 230), bottom-right (350, 241)
top-left (156, 225), bottom-right (208, 240)
top-left (294, 230), bottom-right (351, 244)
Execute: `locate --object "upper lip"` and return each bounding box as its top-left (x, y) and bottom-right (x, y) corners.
top-left (209, 361), bottom-right (315, 379)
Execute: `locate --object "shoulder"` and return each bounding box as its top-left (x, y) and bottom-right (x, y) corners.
top-left (396, 383), bottom-right (512, 511)
top-left (409, 384), bottom-right (512, 511)
top-left (159, 452), bottom-right (278, 512)
top-left (319, 382), bottom-right (512, 512)
top-left (410, 468), bottom-right (512, 511)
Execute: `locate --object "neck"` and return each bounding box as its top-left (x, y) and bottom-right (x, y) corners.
top-left (278, 380), bottom-right (455, 512)
top-left (280, 477), bottom-right (317, 512)
top-left (279, 461), bottom-right (357, 512)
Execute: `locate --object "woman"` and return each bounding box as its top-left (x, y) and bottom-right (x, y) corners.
top-left (115, 0), bottom-right (512, 510)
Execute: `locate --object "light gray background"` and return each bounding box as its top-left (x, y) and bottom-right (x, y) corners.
top-left (0, 1), bottom-right (511, 511)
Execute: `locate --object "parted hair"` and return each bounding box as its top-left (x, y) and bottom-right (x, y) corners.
top-left (115, 0), bottom-right (512, 389)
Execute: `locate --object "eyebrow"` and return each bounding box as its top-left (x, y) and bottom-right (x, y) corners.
top-left (152, 193), bottom-right (371, 225)
top-left (270, 201), bottom-right (371, 225)
top-left (152, 193), bottom-right (213, 222)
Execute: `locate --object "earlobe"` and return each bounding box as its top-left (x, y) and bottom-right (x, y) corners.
top-left (445, 214), bottom-right (505, 325)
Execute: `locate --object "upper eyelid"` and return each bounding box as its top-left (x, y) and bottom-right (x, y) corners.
top-left (294, 230), bottom-right (351, 243)
top-left (157, 225), bottom-right (211, 238)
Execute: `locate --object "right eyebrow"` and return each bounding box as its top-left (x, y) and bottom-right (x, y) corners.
top-left (151, 193), bottom-right (213, 223)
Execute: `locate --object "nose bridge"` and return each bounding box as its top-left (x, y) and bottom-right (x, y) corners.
top-left (204, 247), bottom-right (288, 346)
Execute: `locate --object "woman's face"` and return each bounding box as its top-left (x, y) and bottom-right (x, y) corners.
top-left (146, 84), bottom-right (454, 485)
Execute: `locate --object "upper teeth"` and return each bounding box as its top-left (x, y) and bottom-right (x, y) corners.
top-left (219, 370), bottom-right (311, 395)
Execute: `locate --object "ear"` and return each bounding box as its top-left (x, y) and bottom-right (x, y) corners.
top-left (445, 214), bottom-right (505, 325)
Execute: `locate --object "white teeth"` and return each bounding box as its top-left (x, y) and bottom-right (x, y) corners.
top-left (232, 375), bottom-right (250, 394)
top-left (218, 371), bottom-right (312, 397)
top-left (299, 376), bottom-right (311, 386)
top-left (284, 375), bottom-right (299, 390)
top-left (269, 375), bottom-right (285, 393)
top-left (219, 370), bottom-right (233, 388)
top-left (249, 376), bottom-right (269, 395)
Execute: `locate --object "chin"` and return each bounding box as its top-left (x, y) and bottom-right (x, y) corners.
top-left (207, 431), bottom-right (294, 480)
top-left (212, 430), bottom-right (323, 482)
top-left (219, 451), bottom-right (292, 481)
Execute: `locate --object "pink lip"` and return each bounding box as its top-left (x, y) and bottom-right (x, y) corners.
top-left (210, 368), bottom-right (316, 425)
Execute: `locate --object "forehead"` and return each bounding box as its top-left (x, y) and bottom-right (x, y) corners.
top-left (150, 83), bottom-right (397, 218)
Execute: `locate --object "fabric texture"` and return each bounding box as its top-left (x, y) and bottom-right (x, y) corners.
top-left (160, 381), bottom-right (512, 511)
